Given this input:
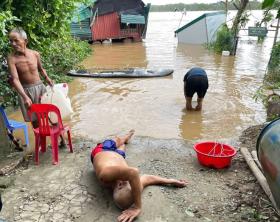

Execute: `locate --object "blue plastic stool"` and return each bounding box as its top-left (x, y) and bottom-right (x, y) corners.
top-left (0, 106), bottom-right (29, 147)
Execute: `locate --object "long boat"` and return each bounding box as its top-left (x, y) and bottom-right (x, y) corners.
top-left (67, 68), bottom-right (174, 78)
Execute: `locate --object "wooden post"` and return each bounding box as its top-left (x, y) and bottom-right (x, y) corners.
top-left (225, 0), bottom-right (228, 17)
top-left (241, 147), bottom-right (280, 213)
top-left (231, 0), bottom-right (249, 56)
top-left (0, 112), bottom-right (10, 157)
top-left (273, 18), bottom-right (280, 47)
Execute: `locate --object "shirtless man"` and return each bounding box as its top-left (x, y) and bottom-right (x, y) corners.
top-left (91, 130), bottom-right (187, 222)
top-left (7, 27), bottom-right (53, 125)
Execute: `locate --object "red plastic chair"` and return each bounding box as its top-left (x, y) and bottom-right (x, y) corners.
top-left (28, 104), bottom-right (73, 165)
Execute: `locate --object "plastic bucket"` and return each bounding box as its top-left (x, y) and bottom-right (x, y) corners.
top-left (222, 51), bottom-right (230, 56)
top-left (193, 141), bottom-right (236, 169)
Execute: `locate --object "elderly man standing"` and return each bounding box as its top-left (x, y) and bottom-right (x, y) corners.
top-left (7, 27), bottom-right (53, 123)
top-left (7, 27), bottom-right (65, 146)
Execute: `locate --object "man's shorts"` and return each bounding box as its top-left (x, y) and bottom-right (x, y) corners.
top-left (18, 81), bottom-right (47, 122)
top-left (184, 75), bottom-right (208, 98)
top-left (90, 139), bottom-right (126, 163)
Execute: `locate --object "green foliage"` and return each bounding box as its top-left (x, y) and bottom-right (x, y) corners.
top-left (211, 24), bottom-right (234, 54)
top-left (262, 0), bottom-right (280, 18)
top-left (239, 11), bottom-right (250, 28)
top-left (262, 0), bottom-right (275, 8)
top-left (256, 41), bottom-right (280, 117)
top-left (0, 0), bottom-right (91, 107)
top-left (253, 86), bottom-right (268, 105)
top-left (269, 41), bottom-right (280, 71)
top-left (0, 11), bottom-right (19, 60)
top-left (257, 10), bottom-right (274, 27)
top-left (261, 0), bottom-right (280, 94)
top-left (41, 36), bottom-right (91, 84)
top-left (265, 41), bottom-right (280, 84)
top-left (0, 11), bottom-right (20, 106)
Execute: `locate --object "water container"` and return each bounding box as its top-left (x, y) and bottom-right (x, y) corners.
top-left (52, 83), bottom-right (69, 97)
top-left (222, 51), bottom-right (230, 56)
top-left (41, 86), bottom-right (73, 123)
top-left (256, 118), bottom-right (280, 208)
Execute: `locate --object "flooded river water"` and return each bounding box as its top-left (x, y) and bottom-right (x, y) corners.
top-left (10, 11), bottom-right (275, 143)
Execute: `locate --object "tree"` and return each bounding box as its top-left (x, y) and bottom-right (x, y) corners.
top-left (262, 0), bottom-right (280, 18)
top-left (231, 0), bottom-right (249, 55)
top-left (262, 0), bottom-right (280, 89)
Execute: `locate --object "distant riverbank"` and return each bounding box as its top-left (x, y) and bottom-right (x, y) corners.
top-left (150, 2), bottom-right (261, 12)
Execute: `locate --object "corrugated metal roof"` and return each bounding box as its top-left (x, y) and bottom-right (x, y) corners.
top-left (72, 8), bottom-right (91, 23)
top-left (120, 14), bottom-right (145, 24)
top-left (92, 0), bottom-right (145, 16)
top-left (175, 11), bottom-right (225, 34)
top-left (71, 19), bottom-right (92, 40)
top-left (72, 0), bottom-right (96, 23)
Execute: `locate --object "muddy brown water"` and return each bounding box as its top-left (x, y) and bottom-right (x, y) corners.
top-left (10, 11), bottom-right (274, 146)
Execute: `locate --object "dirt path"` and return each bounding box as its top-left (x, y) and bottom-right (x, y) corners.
top-left (0, 132), bottom-right (279, 221)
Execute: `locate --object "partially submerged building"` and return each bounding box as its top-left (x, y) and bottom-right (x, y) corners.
top-left (70, 0), bottom-right (151, 43)
top-left (175, 12), bottom-right (226, 44)
top-left (71, 1), bottom-right (96, 41)
top-left (91, 0), bottom-right (151, 42)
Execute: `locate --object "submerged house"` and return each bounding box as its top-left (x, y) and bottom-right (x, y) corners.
top-left (71, 0), bottom-right (150, 43)
top-left (91, 0), bottom-right (151, 42)
top-left (175, 12), bottom-right (226, 44)
top-left (70, 1), bottom-right (96, 41)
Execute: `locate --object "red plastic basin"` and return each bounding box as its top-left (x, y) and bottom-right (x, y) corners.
top-left (193, 141), bottom-right (237, 169)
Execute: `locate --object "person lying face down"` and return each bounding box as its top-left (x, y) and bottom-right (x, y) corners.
top-left (90, 130), bottom-right (188, 222)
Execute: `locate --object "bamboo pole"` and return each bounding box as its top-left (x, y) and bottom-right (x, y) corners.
top-left (240, 147), bottom-right (280, 214)
top-left (251, 150), bottom-right (263, 171)
top-left (273, 18), bottom-right (280, 47)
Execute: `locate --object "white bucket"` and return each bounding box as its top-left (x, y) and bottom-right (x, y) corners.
top-left (222, 51), bottom-right (230, 56)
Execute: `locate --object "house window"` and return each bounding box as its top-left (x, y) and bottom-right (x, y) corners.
top-left (120, 23), bottom-right (136, 29)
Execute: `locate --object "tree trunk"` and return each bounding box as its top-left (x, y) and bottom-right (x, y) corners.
top-left (231, 0), bottom-right (249, 55)
top-left (0, 113), bottom-right (10, 158)
top-left (273, 18), bottom-right (280, 47)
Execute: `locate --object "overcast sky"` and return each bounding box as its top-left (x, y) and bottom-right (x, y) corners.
top-left (142, 0), bottom-right (221, 5)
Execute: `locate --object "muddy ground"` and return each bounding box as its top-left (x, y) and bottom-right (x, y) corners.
top-left (0, 126), bottom-right (279, 222)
